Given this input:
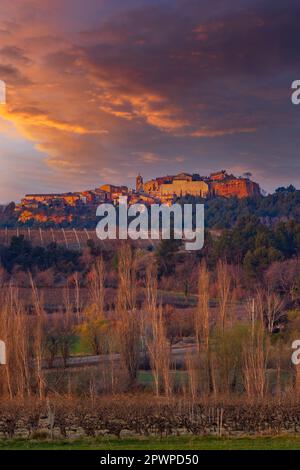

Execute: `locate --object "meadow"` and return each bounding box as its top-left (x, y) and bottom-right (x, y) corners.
top-left (1, 435), bottom-right (300, 450)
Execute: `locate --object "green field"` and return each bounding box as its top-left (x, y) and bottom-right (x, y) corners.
top-left (1, 435), bottom-right (300, 450)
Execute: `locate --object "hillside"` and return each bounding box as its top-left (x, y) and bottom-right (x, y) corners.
top-left (203, 186), bottom-right (300, 228)
top-left (0, 186), bottom-right (299, 229)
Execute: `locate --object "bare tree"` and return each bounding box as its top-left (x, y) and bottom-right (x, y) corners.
top-left (30, 274), bottom-right (45, 399)
top-left (256, 288), bottom-right (285, 334)
top-left (0, 283), bottom-right (31, 398)
top-left (71, 271), bottom-right (82, 322)
top-left (147, 304), bottom-right (171, 397)
top-left (88, 257), bottom-right (105, 315)
top-left (56, 282), bottom-right (79, 367)
top-left (265, 258), bottom-right (300, 300)
top-left (185, 351), bottom-right (197, 402)
top-left (243, 300), bottom-right (269, 399)
top-left (117, 244), bottom-right (140, 386)
top-left (195, 260), bottom-right (210, 352)
top-left (145, 264), bottom-right (171, 397)
top-left (216, 261), bottom-right (231, 334)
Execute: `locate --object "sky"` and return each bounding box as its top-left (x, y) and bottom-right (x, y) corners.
top-left (0, 0), bottom-right (300, 202)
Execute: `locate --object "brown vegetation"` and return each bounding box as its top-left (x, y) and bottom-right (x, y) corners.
top-left (0, 242), bottom-right (300, 441)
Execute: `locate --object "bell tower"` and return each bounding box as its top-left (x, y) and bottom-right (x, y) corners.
top-left (136, 173), bottom-right (143, 192)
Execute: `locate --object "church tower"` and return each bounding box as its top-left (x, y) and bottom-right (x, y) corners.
top-left (136, 173), bottom-right (143, 192)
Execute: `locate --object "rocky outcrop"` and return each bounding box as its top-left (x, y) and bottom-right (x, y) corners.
top-left (211, 178), bottom-right (260, 199)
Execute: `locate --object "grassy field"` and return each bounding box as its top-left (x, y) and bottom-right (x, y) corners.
top-left (1, 435), bottom-right (300, 450)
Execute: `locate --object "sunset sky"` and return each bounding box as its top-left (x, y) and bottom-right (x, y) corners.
top-left (0, 0), bottom-right (300, 202)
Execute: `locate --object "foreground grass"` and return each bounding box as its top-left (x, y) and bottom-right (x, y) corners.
top-left (1, 435), bottom-right (300, 450)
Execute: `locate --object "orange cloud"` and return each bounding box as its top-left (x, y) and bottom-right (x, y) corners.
top-left (0, 107), bottom-right (108, 135)
top-left (0, 0), bottom-right (298, 200)
top-left (98, 89), bottom-right (188, 132)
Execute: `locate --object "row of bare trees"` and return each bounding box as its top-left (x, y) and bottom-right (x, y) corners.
top-left (0, 246), bottom-right (297, 401)
top-left (187, 259), bottom-right (293, 400)
top-left (0, 244), bottom-right (172, 398)
top-left (0, 277), bottom-right (45, 399)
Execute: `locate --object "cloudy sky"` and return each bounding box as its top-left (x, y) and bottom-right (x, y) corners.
top-left (0, 0), bottom-right (300, 202)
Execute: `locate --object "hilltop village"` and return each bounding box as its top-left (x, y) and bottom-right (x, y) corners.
top-left (12, 170), bottom-right (260, 226)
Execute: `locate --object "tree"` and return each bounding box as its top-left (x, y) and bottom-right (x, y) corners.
top-left (243, 298), bottom-right (270, 399)
top-left (216, 261), bottom-right (231, 333)
top-left (77, 249), bottom-right (107, 356)
top-left (195, 260), bottom-right (210, 351)
top-left (145, 264), bottom-right (171, 397)
top-left (156, 238), bottom-right (182, 277)
top-left (265, 258), bottom-right (300, 300)
top-left (77, 304), bottom-right (108, 355)
top-left (256, 288), bottom-right (285, 334)
top-left (116, 244), bottom-right (140, 386)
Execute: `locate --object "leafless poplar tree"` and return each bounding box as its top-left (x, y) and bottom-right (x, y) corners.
top-left (0, 283), bottom-right (31, 398)
top-left (117, 244), bottom-right (140, 386)
top-left (88, 257), bottom-right (105, 315)
top-left (243, 300), bottom-right (269, 399)
top-left (195, 260), bottom-right (210, 352)
top-left (145, 264), bottom-right (171, 397)
top-left (30, 274), bottom-right (45, 399)
top-left (216, 260), bottom-right (231, 334)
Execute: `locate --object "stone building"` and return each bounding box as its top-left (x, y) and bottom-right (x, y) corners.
top-left (160, 179), bottom-right (209, 198)
top-left (142, 175), bottom-right (174, 194)
top-left (22, 193), bottom-right (83, 206)
top-left (139, 170), bottom-right (261, 200)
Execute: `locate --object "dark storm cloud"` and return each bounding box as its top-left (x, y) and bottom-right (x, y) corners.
top-left (78, 0), bottom-right (300, 123)
top-left (1, 0), bottom-right (300, 200)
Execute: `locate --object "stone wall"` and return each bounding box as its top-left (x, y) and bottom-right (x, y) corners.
top-left (160, 180), bottom-right (209, 197)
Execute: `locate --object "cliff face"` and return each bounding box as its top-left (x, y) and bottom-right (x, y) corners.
top-left (212, 179), bottom-right (260, 198)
